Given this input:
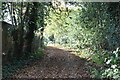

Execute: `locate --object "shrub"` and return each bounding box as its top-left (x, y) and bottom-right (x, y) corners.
top-left (91, 48), bottom-right (120, 79)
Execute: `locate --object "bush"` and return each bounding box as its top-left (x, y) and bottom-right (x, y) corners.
top-left (91, 48), bottom-right (120, 79)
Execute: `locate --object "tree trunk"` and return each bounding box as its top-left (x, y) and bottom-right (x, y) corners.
top-left (17, 2), bottom-right (24, 57)
top-left (24, 2), bottom-right (39, 56)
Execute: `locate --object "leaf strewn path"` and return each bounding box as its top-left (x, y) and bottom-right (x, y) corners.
top-left (12, 46), bottom-right (91, 79)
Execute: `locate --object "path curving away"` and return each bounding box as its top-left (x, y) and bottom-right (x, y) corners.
top-left (11, 46), bottom-right (91, 79)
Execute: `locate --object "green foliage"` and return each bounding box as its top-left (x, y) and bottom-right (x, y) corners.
top-left (2, 2), bottom-right (119, 79)
top-left (92, 49), bottom-right (106, 65)
top-left (44, 2), bottom-right (120, 79)
top-left (2, 2), bottom-right (51, 58)
top-left (91, 48), bottom-right (120, 79)
top-left (2, 57), bottom-right (33, 78)
top-left (45, 2), bottom-right (120, 50)
top-left (2, 47), bottom-right (45, 79)
top-left (30, 48), bottom-right (44, 59)
top-left (74, 48), bottom-right (93, 59)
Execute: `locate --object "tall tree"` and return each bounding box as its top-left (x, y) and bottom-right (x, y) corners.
top-left (24, 2), bottom-right (39, 55)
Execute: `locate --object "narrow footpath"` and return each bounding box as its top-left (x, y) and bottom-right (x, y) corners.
top-left (11, 46), bottom-right (92, 79)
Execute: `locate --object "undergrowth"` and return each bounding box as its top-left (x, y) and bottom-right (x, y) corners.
top-left (2, 48), bottom-right (44, 79)
top-left (90, 48), bottom-right (120, 80)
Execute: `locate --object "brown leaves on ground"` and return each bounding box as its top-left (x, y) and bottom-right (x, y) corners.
top-left (11, 46), bottom-right (92, 79)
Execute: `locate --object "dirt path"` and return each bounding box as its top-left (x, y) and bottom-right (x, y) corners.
top-left (11, 46), bottom-right (91, 79)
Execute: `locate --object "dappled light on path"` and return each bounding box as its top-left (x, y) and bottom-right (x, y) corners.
top-left (11, 46), bottom-right (91, 79)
